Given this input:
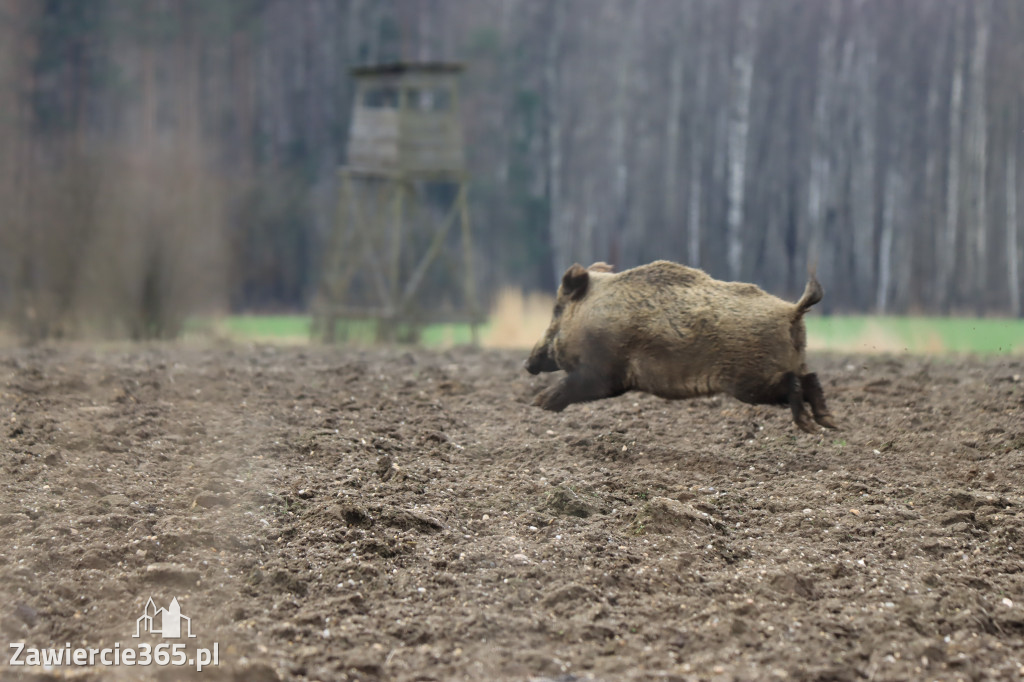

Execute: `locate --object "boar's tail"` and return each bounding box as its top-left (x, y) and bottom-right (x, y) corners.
top-left (794, 271), bottom-right (823, 317)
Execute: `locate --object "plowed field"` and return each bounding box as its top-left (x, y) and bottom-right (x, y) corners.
top-left (2, 344), bottom-right (1023, 681)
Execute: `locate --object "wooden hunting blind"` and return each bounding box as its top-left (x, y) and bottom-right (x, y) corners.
top-left (313, 61), bottom-right (479, 342)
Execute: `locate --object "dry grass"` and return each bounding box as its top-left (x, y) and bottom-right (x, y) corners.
top-left (481, 287), bottom-right (555, 350)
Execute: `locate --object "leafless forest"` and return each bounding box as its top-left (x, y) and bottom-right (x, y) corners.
top-left (1, 0), bottom-right (1022, 339)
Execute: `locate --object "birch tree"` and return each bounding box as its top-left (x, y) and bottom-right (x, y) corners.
top-left (964, 0), bottom-right (991, 305)
top-left (806, 1), bottom-right (840, 288)
top-left (1008, 136), bottom-right (1020, 316)
top-left (851, 11), bottom-right (877, 306)
top-left (0, 0), bottom-right (33, 321)
top-left (663, 4), bottom-right (686, 255)
top-left (543, 0), bottom-right (567, 284)
top-left (941, 2), bottom-right (966, 311)
top-left (686, 6), bottom-right (711, 269)
top-left (608, 1), bottom-right (642, 266)
top-left (922, 3), bottom-right (948, 311)
top-left (725, 0), bottom-right (758, 281)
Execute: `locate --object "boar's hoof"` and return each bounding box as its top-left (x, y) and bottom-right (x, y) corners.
top-left (796, 413), bottom-right (818, 434)
top-left (814, 413), bottom-right (839, 430)
top-left (533, 387), bottom-right (568, 412)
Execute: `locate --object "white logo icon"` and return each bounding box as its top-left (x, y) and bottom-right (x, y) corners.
top-left (134, 597), bottom-right (196, 639)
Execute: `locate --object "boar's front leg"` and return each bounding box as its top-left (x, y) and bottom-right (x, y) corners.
top-left (801, 372), bottom-right (838, 429)
top-left (785, 372), bottom-right (817, 434)
top-left (533, 367), bottom-right (625, 412)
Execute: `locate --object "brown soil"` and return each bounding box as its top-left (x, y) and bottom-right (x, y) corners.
top-left (2, 344), bottom-right (1024, 681)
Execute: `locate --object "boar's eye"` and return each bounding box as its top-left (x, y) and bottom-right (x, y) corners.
top-left (552, 302), bottom-right (565, 318)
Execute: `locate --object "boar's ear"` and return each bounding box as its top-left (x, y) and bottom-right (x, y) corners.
top-left (587, 261), bottom-right (614, 273)
top-left (561, 263), bottom-right (590, 300)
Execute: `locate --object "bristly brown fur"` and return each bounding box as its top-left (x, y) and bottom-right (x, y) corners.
top-left (524, 260), bottom-right (837, 432)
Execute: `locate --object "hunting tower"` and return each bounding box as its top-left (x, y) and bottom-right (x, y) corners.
top-left (313, 62), bottom-right (479, 342)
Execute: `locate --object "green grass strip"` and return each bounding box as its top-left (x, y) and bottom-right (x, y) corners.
top-left (192, 314), bottom-right (1024, 354)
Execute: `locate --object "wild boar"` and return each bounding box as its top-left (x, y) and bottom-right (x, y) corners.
top-left (524, 260), bottom-right (837, 432)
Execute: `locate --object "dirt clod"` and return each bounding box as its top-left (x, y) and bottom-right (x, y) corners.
top-left (633, 496), bottom-right (722, 534)
top-left (545, 487), bottom-right (599, 518)
top-left (143, 562), bottom-right (201, 587)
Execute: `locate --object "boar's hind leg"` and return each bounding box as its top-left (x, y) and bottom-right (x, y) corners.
top-left (785, 373), bottom-right (817, 433)
top-left (533, 369), bottom-right (624, 412)
top-left (802, 372), bottom-right (838, 429)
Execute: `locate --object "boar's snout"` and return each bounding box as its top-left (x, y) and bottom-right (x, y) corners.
top-left (524, 342), bottom-right (559, 375)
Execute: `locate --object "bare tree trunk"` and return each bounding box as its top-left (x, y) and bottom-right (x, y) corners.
top-left (1008, 0), bottom-right (1024, 317)
top-left (877, 167), bottom-right (904, 313)
top-left (851, 16), bottom-right (877, 305)
top-left (807, 2), bottom-right (839, 283)
top-left (924, 5), bottom-right (947, 310)
top-left (1008, 134), bottom-right (1020, 316)
top-left (608, 2), bottom-right (641, 265)
top-left (941, 2), bottom-right (966, 311)
top-left (0, 0), bottom-right (34, 321)
top-left (965, 0), bottom-right (990, 307)
top-left (663, 11), bottom-right (685, 244)
top-left (544, 1), bottom-right (566, 281)
top-left (687, 154), bottom-right (702, 268)
top-left (348, 0), bottom-right (366, 64)
top-left (726, 0), bottom-right (758, 280)
top-left (417, 0), bottom-right (434, 61)
top-left (686, 9), bottom-right (710, 269)
top-left (581, 176), bottom-right (597, 267)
